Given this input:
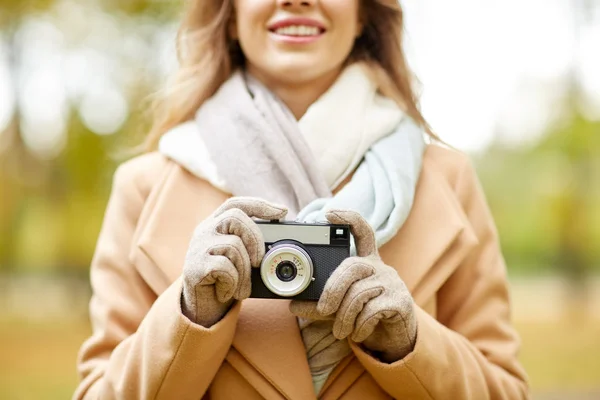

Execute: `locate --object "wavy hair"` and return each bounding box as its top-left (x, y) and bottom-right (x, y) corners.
top-left (144, 0), bottom-right (437, 151)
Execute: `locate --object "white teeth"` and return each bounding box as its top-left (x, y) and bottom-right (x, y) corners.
top-left (274, 25), bottom-right (320, 36)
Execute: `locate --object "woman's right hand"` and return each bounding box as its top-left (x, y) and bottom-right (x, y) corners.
top-left (181, 197), bottom-right (288, 327)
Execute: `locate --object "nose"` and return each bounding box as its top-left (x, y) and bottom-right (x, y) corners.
top-left (278, 0), bottom-right (315, 8)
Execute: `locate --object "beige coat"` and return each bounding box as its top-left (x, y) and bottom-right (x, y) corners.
top-left (74, 144), bottom-right (529, 400)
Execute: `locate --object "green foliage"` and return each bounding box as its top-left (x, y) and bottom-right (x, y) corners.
top-left (477, 112), bottom-right (600, 277)
top-left (0, 0), bottom-right (160, 272)
top-left (100, 0), bottom-right (179, 21)
top-left (0, 114), bottom-right (120, 272)
top-left (0, 0), bottom-right (57, 28)
top-left (0, 0), bottom-right (57, 14)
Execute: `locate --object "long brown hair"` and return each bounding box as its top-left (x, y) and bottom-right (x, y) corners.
top-left (144, 0), bottom-right (437, 152)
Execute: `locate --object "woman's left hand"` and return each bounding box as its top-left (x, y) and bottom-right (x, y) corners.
top-left (290, 210), bottom-right (417, 363)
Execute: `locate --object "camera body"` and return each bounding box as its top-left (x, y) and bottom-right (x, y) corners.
top-left (250, 220), bottom-right (351, 300)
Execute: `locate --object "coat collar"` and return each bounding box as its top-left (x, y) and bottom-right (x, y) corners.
top-left (379, 152), bottom-right (479, 305)
top-left (130, 146), bottom-right (478, 400)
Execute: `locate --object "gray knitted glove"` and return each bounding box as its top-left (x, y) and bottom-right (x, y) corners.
top-left (290, 210), bottom-right (417, 363)
top-left (182, 197), bottom-right (288, 327)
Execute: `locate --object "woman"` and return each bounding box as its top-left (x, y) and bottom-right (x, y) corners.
top-left (74, 0), bottom-right (529, 399)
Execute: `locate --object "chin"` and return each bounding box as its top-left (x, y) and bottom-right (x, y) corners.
top-left (270, 62), bottom-right (336, 84)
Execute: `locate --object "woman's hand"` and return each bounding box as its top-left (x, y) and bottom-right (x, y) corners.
top-left (182, 197), bottom-right (288, 327)
top-left (290, 210), bottom-right (417, 363)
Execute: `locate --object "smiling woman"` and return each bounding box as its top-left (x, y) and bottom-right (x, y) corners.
top-left (144, 0), bottom-right (433, 151)
top-left (74, 0), bottom-right (529, 399)
top-left (232, 0), bottom-right (361, 118)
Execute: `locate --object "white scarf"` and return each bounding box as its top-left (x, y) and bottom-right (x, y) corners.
top-left (159, 63), bottom-right (410, 198)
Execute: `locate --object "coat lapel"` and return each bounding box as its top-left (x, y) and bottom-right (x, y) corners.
top-left (131, 163), bottom-right (226, 294)
top-left (319, 151), bottom-right (479, 398)
top-left (233, 299), bottom-right (316, 400)
top-left (379, 154), bottom-right (479, 304)
top-left (130, 147), bottom-right (478, 399)
top-left (130, 164), bottom-right (315, 400)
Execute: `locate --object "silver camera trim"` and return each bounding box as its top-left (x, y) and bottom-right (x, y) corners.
top-left (258, 223), bottom-right (332, 245)
top-left (260, 244), bottom-right (314, 297)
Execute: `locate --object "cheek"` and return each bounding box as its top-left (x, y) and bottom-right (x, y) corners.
top-left (234, 0), bottom-right (271, 43)
top-left (325, 0), bottom-right (361, 35)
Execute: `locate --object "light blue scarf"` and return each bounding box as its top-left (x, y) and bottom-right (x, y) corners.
top-left (297, 117), bottom-right (425, 252)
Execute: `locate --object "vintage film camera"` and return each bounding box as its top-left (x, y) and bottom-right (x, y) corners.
top-left (250, 220), bottom-right (351, 300)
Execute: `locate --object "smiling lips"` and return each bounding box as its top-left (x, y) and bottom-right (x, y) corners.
top-left (268, 17), bottom-right (325, 43)
top-left (274, 25), bottom-right (321, 36)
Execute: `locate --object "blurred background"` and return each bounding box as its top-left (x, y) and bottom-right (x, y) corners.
top-left (0, 0), bottom-right (598, 399)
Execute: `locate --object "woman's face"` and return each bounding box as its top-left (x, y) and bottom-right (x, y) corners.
top-left (232, 0), bottom-right (362, 86)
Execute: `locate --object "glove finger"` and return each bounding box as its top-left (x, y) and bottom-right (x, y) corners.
top-left (207, 234), bottom-right (252, 300)
top-left (214, 208), bottom-right (266, 267)
top-left (351, 304), bottom-right (390, 343)
top-left (215, 197), bottom-right (288, 221)
top-left (333, 277), bottom-right (383, 340)
top-left (353, 267), bottom-right (415, 342)
top-left (317, 257), bottom-right (375, 316)
top-left (289, 301), bottom-right (333, 321)
top-left (352, 291), bottom-right (410, 342)
top-left (200, 255), bottom-right (239, 303)
top-left (325, 209), bottom-right (377, 258)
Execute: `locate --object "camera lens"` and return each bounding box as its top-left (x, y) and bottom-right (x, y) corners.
top-left (275, 261), bottom-right (297, 282)
top-left (260, 243), bottom-right (314, 297)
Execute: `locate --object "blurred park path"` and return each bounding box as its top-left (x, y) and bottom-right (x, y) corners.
top-left (511, 276), bottom-right (600, 322)
top-left (1, 273), bottom-right (599, 399)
